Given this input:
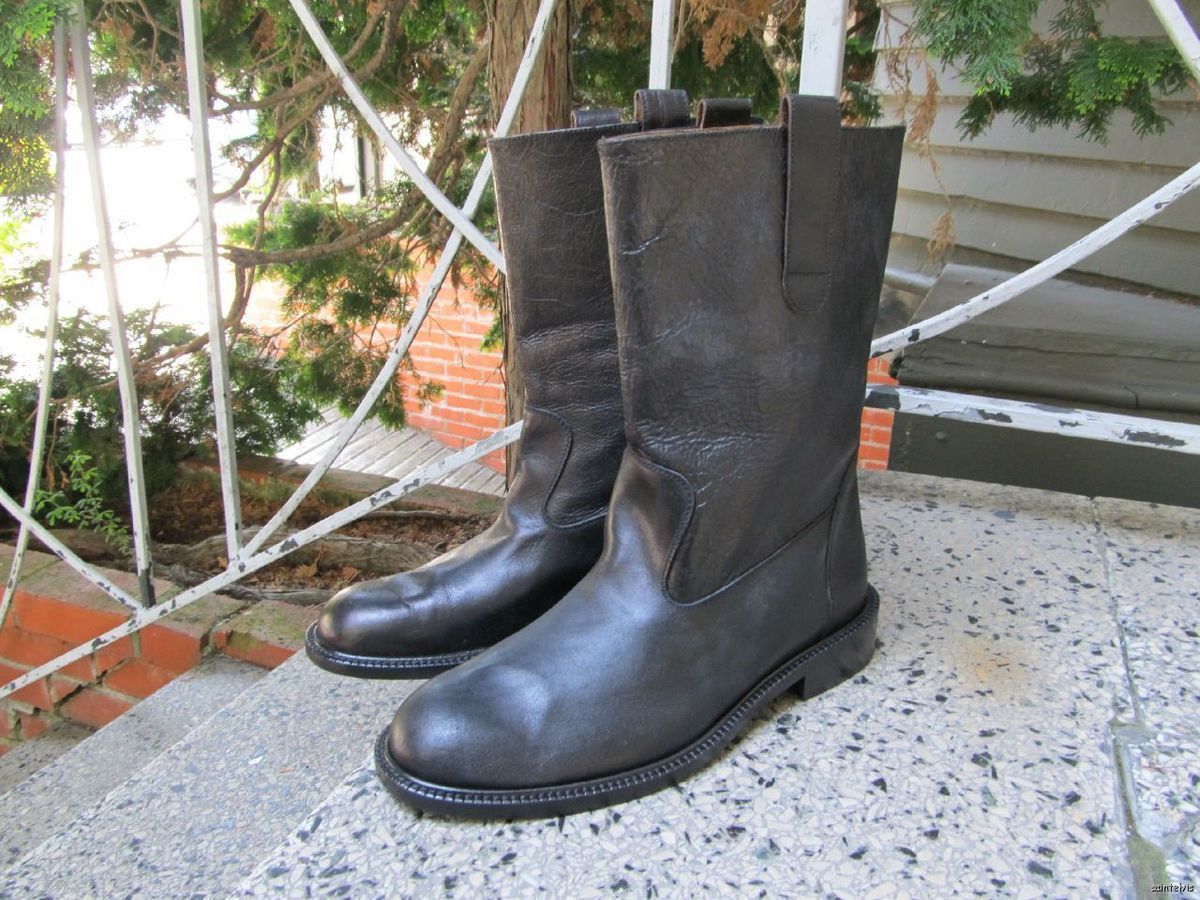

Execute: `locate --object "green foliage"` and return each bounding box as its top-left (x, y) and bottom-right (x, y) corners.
top-left (575, 27), bottom-right (783, 122)
top-left (34, 450), bottom-right (130, 554)
top-left (228, 202), bottom-right (408, 322)
top-left (226, 198), bottom-right (448, 429)
top-left (0, 354), bottom-right (37, 491)
top-left (0, 218), bottom-right (43, 325)
top-left (912, 0), bottom-right (1193, 141)
top-left (0, 0), bottom-right (70, 211)
top-left (0, 219), bottom-right (28, 256)
top-left (914, 0), bottom-right (1041, 95)
top-left (0, 309), bottom-right (322, 523)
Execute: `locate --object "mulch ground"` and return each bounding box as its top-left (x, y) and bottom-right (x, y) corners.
top-left (146, 474), bottom-right (491, 593)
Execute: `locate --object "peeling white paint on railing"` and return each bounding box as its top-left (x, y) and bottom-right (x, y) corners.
top-left (871, 159), bottom-right (1200, 357)
top-left (798, 0), bottom-right (850, 97)
top-left (0, 423), bottom-right (523, 701)
top-left (0, 25), bottom-right (68, 629)
top-left (648, 0), bottom-right (675, 90)
top-left (68, 3), bottom-right (156, 605)
top-left (1148, 0), bottom-right (1200, 82)
top-left (238, 0), bottom-right (563, 561)
top-left (285, 0), bottom-right (506, 272)
top-left (181, 0), bottom-right (244, 560)
top-left (866, 386), bottom-right (1200, 455)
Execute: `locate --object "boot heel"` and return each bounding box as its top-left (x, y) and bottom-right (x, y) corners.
top-left (790, 587), bottom-right (879, 700)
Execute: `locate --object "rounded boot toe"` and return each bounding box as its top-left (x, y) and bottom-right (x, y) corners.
top-left (387, 678), bottom-right (504, 789)
top-left (386, 662), bottom-right (557, 790)
top-left (315, 577), bottom-right (419, 658)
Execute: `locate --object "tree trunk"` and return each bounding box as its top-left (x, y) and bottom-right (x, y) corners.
top-left (487, 0), bottom-right (572, 482)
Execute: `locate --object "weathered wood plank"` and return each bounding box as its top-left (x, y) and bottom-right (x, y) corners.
top-left (337, 425), bottom-right (419, 473)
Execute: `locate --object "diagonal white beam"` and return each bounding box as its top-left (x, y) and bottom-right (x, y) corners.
top-left (0, 488), bottom-right (144, 613)
top-left (180, 0), bottom-right (243, 559)
top-left (286, 0), bottom-right (506, 273)
top-left (0, 25), bottom-right (69, 627)
top-left (69, 2), bottom-right (156, 604)
top-left (1147, 0), bottom-right (1200, 81)
top-left (871, 159), bottom-right (1200, 356)
top-left (0, 423), bottom-right (523, 700)
top-left (238, 0), bottom-right (562, 560)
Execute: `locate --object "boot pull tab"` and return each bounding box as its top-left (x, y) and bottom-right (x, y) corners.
top-left (780, 94), bottom-right (841, 313)
top-left (697, 97), bottom-right (757, 128)
top-left (634, 89), bottom-right (691, 130)
top-left (571, 108), bottom-right (621, 127)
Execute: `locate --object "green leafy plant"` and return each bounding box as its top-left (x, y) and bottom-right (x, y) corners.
top-left (225, 198), bottom-right (453, 428)
top-left (0, 308), bottom-right (322, 526)
top-left (0, 0), bottom-right (70, 213)
top-left (912, 0), bottom-right (1194, 141)
top-left (33, 449), bottom-right (131, 553)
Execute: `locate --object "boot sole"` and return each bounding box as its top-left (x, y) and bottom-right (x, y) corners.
top-left (374, 586), bottom-right (880, 818)
top-left (304, 623), bottom-right (485, 680)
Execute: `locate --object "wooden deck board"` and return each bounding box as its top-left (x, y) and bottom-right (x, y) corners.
top-left (280, 409), bottom-right (505, 497)
top-left (292, 418), bottom-right (386, 467)
top-left (337, 426), bottom-right (416, 472)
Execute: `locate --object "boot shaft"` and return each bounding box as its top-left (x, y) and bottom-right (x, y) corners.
top-left (598, 97), bottom-right (903, 604)
top-left (486, 93), bottom-right (692, 525)
top-left (490, 119), bottom-right (635, 416)
top-left (488, 91), bottom-right (693, 414)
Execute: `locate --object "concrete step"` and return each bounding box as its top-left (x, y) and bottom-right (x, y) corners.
top-left (0, 655), bottom-right (266, 868)
top-left (234, 472), bottom-right (1140, 897)
top-left (0, 650), bottom-right (400, 897)
top-left (0, 722), bottom-right (91, 795)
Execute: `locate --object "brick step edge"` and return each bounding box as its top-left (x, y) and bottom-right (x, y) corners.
top-left (0, 544), bottom-right (318, 754)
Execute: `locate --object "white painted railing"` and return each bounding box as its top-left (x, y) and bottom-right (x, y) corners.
top-left (0, 0), bottom-right (1197, 701)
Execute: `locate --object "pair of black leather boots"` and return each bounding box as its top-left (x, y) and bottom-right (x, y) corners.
top-left (306, 89), bottom-right (904, 818)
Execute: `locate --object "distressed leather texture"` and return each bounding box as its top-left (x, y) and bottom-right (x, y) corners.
top-left (387, 97), bottom-right (905, 789)
top-left (313, 119), bottom-right (635, 661)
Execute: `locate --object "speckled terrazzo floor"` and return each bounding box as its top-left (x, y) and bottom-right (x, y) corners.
top-left (223, 471), bottom-right (1199, 899)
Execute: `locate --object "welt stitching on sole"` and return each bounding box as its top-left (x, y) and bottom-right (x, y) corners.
top-left (378, 590), bottom-right (878, 808)
top-left (305, 624), bottom-right (482, 670)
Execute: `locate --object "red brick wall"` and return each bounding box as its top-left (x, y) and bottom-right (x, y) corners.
top-left (860, 356), bottom-right (897, 471)
top-left (391, 270), bottom-right (508, 473)
top-left (395, 278), bottom-right (896, 474)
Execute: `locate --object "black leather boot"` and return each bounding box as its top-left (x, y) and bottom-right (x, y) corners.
top-left (374, 95), bottom-right (903, 815)
top-left (307, 94), bottom-right (693, 678)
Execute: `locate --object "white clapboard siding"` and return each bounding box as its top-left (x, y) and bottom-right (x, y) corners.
top-left (893, 190), bottom-right (1198, 293)
top-left (874, 0), bottom-right (1200, 296)
top-left (897, 147), bottom-right (1199, 234)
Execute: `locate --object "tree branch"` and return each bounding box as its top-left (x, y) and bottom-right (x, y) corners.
top-left (221, 33), bottom-right (490, 268)
top-left (424, 33), bottom-right (491, 182)
top-left (211, 2), bottom-right (397, 114)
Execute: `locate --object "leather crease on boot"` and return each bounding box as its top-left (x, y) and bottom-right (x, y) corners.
top-left (305, 92), bottom-right (693, 680)
top-left (375, 93), bottom-right (906, 819)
